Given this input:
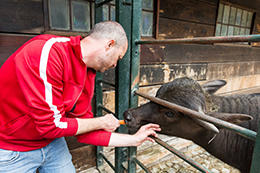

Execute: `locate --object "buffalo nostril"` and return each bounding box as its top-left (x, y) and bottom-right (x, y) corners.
top-left (125, 113), bottom-right (132, 122)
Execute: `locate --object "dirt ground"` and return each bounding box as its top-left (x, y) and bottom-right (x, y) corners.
top-left (79, 135), bottom-right (240, 173)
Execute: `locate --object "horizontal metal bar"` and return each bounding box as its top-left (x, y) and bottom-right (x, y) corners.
top-left (151, 137), bottom-right (213, 173)
top-left (99, 152), bottom-right (115, 171)
top-left (135, 34), bottom-right (260, 45)
top-left (98, 104), bottom-right (115, 115)
top-left (133, 158), bottom-right (152, 173)
top-left (98, 79), bottom-right (116, 88)
top-left (95, 0), bottom-right (113, 7)
top-left (134, 90), bottom-right (257, 141)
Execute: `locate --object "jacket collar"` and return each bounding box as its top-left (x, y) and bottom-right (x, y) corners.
top-left (70, 36), bottom-right (85, 66)
top-left (70, 36), bottom-right (97, 76)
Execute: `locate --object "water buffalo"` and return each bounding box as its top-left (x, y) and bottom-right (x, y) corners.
top-left (124, 77), bottom-right (260, 173)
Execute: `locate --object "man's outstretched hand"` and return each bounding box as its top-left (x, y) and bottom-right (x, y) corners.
top-left (132, 123), bottom-right (161, 146)
top-left (108, 123), bottom-right (161, 147)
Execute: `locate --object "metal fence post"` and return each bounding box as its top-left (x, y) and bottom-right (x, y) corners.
top-left (128, 0), bottom-right (142, 172)
top-left (250, 119), bottom-right (260, 173)
top-left (115, 0), bottom-right (132, 172)
top-left (94, 0), bottom-right (104, 170)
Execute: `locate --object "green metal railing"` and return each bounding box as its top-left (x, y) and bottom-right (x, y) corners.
top-left (114, 0), bottom-right (132, 172)
top-left (151, 136), bottom-right (212, 173)
top-left (127, 0), bottom-right (142, 172)
top-left (95, 0), bottom-right (133, 173)
top-left (135, 34), bottom-right (260, 45)
top-left (94, 0), bottom-right (105, 170)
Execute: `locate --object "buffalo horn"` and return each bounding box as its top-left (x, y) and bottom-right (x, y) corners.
top-left (193, 118), bottom-right (219, 133)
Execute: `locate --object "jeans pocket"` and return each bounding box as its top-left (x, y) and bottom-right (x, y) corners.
top-left (0, 149), bottom-right (20, 164)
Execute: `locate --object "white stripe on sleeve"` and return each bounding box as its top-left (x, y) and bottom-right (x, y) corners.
top-left (39, 37), bottom-right (70, 129)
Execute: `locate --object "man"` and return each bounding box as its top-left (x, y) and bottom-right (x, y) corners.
top-left (0, 21), bottom-right (160, 173)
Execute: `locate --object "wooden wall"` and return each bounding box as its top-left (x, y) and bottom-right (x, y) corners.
top-left (0, 34), bottom-right (34, 66)
top-left (0, 0), bottom-right (44, 34)
top-left (0, 0), bottom-right (44, 67)
top-left (136, 0), bottom-right (260, 91)
top-left (103, 0), bottom-right (260, 89)
top-left (159, 0), bottom-right (217, 39)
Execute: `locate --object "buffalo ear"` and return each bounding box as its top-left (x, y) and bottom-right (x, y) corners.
top-left (202, 80), bottom-right (227, 94)
top-left (208, 112), bottom-right (253, 125)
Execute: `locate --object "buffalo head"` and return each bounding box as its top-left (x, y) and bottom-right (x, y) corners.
top-left (123, 77), bottom-right (252, 141)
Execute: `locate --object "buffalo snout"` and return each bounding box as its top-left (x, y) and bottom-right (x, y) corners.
top-left (123, 111), bottom-right (133, 124)
top-left (123, 109), bottom-right (144, 134)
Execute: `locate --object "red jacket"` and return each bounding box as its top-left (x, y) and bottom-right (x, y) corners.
top-left (0, 35), bottom-right (111, 151)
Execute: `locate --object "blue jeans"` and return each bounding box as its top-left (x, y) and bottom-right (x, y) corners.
top-left (0, 137), bottom-right (75, 173)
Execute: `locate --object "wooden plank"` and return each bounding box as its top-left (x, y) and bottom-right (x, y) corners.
top-left (0, 0), bottom-right (44, 34)
top-left (102, 64), bottom-right (207, 87)
top-left (158, 18), bottom-right (215, 39)
top-left (140, 44), bottom-right (260, 64)
top-left (102, 61), bottom-right (260, 87)
top-left (160, 0), bottom-right (217, 25)
top-left (210, 74), bottom-right (260, 95)
top-left (252, 11), bottom-right (260, 47)
top-left (139, 64), bottom-right (207, 86)
top-left (207, 61), bottom-right (260, 80)
top-left (163, 44), bottom-right (260, 63)
top-left (222, 0), bottom-right (260, 11)
top-left (70, 145), bottom-right (96, 171)
top-left (254, 61), bottom-right (260, 74)
top-left (65, 136), bottom-right (88, 150)
top-left (140, 44), bottom-right (165, 65)
top-left (0, 34), bottom-right (34, 66)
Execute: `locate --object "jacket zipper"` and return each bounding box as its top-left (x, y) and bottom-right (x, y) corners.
top-left (69, 69), bottom-right (87, 113)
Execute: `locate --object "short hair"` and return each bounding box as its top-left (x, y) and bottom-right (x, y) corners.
top-left (88, 21), bottom-right (128, 49)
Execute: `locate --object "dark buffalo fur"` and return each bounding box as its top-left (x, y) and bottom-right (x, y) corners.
top-left (124, 77), bottom-right (260, 173)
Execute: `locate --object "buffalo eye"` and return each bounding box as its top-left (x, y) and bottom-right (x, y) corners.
top-left (165, 111), bottom-right (175, 118)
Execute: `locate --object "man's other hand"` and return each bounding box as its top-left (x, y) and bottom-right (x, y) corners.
top-left (100, 114), bottom-right (120, 132)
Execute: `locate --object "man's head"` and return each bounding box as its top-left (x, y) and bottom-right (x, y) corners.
top-left (81, 21), bottom-right (128, 72)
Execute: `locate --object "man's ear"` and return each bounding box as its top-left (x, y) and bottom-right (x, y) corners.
top-left (106, 40), bottom-right (115, 50)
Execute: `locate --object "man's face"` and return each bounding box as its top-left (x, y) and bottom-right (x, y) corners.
top-left (97, 42), bottom-right (127, 73)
